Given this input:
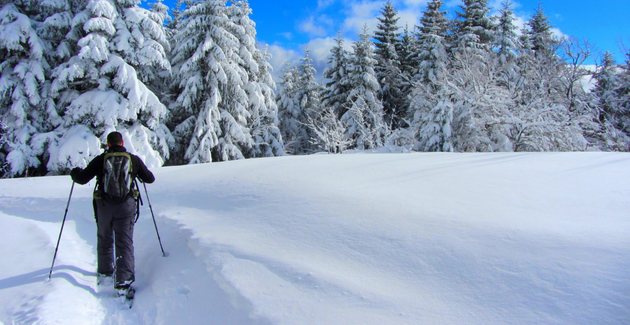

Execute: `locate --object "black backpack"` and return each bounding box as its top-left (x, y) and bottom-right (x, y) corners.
top-left (100, 152), bottom-right (134, 203)
top-left (92, 151), bottom-right (143, 223)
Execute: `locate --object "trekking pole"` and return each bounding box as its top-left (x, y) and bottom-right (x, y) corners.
top-left (142, 182), bottom-right (168, 257)
top-left (47, 182), bottom-right (75, 281)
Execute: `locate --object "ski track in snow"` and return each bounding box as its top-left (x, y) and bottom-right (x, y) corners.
top-left (0, 152), bottom-right (629, 324)
top-left (0, 180), bottom-right (270, 325)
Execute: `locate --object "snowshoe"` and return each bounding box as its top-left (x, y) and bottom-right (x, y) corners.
top-left (116, 285), bottom-right (136, 309)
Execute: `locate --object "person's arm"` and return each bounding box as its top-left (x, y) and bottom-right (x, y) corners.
top-left (71, 156), bottom-right (101, 185)
top-left (134, 157), bottom-right (155, 184)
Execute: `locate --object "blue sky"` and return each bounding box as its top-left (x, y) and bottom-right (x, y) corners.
top-left (156, 0), bottom-right (630, 78)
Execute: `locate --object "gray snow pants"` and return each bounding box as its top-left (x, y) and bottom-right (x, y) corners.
top-left (95, 198), bottom-right (136, 287)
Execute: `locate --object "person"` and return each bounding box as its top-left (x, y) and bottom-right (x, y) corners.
top-left (71, 131), bottom-right (155, 293)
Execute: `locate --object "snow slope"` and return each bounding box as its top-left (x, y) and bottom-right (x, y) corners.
top-left (0, 152), bottom-right (628, 324)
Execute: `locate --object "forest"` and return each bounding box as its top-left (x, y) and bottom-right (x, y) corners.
top-left (0, 0), bottom-right (628, 177)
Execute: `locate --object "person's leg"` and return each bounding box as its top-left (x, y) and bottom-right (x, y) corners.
top-left (113, 199), bottom-right (137, 288)
top-left (96, 200), bottom-right (115, 276)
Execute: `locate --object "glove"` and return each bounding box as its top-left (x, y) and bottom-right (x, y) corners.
top-left (70, 167), bottom-right (82, 180)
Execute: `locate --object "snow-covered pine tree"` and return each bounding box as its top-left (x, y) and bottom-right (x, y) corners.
top-left (226, 0), bottom-right (283, 158)
top-left (617, 50), bottom-right (630, 133)
top-left (452, 0), bottom-right (495, 54)
top-left (294, 49), bottom-right (324, 153)
top-left (409, 83), bottom-right (454, 152)
top-left (516, 3), bottom-right (561, 106)
top-left (276, 63), bottom-right (305, 154)
top-left (45, 0), bottom-right (172, 173)
top-left (166, 0), bottom-right (187, 43)
top-left (37, 0), bottom-right (82, 66)
top-left (38, 0), bottom-right (84, 126)
top-left (0, 1), bottom-right (48, 176)
top-left (322, 31), bottom-right (351, 119)
top-left (0, 117), bottom-right (8, 177)
top-left (595, 52), bottom-right (619, 121)
top-left (398, 24), bottom-right (417, 85)
top-left (409, 0), bottom-right (453, 152)
top-left (494, 0), bottom-right (520, 63)
top-left (527, 3), bottom-right (556, 55)
top-left (414, 0), bottom-right (449, 85)
top-left (373, 1), bottom-right (404, 129)
top-left (170, 0), bottom-right (253, 163)
top-left (594, 51), bottom-right (630, 150)
top-left (250, 45), bottom-right (284, 157)
top-left (373, 1), bottom-right (401, 62)
top-left (342, 26), bottom-right (387, 150)
top-left (386, 24), bottom-right (417, 146)
top-left (141, 0), bottom-right (171, 98)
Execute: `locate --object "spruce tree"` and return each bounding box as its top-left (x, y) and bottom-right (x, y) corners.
top-left (397, 24), bottom-right (417, 127)
top-left (0, 2), bottom-right (48, 176)
top-left (373, 1), bottom-right (401, 64)
top-left (0, 117), bottom-right (7, 177)
top-left (527, 3), bottom-right (555, 54)
top-left (227, 0), bottom-right (283, 158)
top-left (618, 51), bottom-right (630, 130)
top-left (322, 31), bottom-right (351, 119)
top-left (47, 0), bottom-right (172, 172)
top-left (398, 24), bottom-right (417, 82)
top-left (373, 1), bottom-right (404, 128)
top-left (343, 26), bottom-right (386, 150)
top-left (170, 0), bottom-right (254, 163)
top-left (452, 0), bottom-right (495, 54)
top-left (295, 49), bottom-right (324, 153)
top-left (276, 63), bottom-right (305, 154)
top-left (142, 0), bottom-right (171, 99)
top-left (494, 0), bottom-right (520, 62)
top-left (414, 0), bottom-right (449, 84)
top-left (594, 52), bottom-right (619, 121)
top-left (592, 51), bottom-right (630, 150)
top-left (409, 0), bottom-right (453, 152)
top-left (252, 45), bottom-right (284, 157)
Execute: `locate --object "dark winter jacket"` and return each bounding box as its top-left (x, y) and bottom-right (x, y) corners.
top-left (70, 145), bottom-right (155, 189)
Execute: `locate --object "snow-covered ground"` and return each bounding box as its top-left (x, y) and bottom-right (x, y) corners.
top-left (0, 152), bottom-right (628, 325)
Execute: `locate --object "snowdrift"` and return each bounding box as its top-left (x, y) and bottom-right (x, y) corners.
top-left (0, 152), bottom-right (628, 324)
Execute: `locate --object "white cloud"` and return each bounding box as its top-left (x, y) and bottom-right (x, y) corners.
top-left (513, 16), bottom-right (526, 33)
top-left (551, 27), bottom-right (568, 40)
top-left (317, 0), bottom-right (336, 10)
top-left (339, 1), bottom-right (424, 37)
top-left (304, 37), bottom-right (340, 82)
top-left (397, 7), bottom-right (422, 30)
top-left (341, 1), bottom-right (384, 36)
top-left (488, 0), bottom-right (522, 13)
top-left (299, 15), bottom-right (334, 38)
top-left (262, 43), bottom-right (301, 81)
top-left (304, 37), bottom-right (337, 66)
top-left (260, 37), bottom-right (353, 83)
top-left (401, 0), bottom-right (428, 6)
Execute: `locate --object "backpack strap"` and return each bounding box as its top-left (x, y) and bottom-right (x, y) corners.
top-left (93, 180), bottom-right (101, 200)
top-left (133, 179), bottom-right (143, 223)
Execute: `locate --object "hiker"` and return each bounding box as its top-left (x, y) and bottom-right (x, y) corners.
top-left (71, 131), bottom-right (155, 293)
